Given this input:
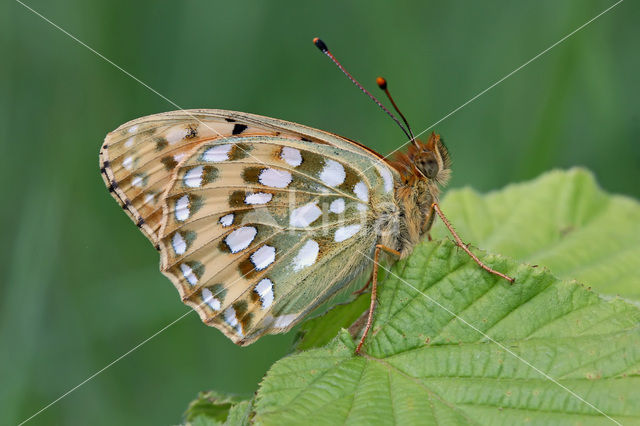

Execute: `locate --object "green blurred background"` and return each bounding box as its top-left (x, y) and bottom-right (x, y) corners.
top-left (2, 0), bottom-right (638, 424)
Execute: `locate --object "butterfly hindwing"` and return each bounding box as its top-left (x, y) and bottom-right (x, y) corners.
top-left (101, 110), bottom-right (399, 344)
top-left (160, 139), bottom-right (388, 343)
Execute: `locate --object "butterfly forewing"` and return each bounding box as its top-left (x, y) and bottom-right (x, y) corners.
top-left (101, 110), bottom-right (399, 344)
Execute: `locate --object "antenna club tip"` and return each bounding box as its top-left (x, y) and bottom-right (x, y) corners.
top-left (313, 37), bottom-right (328, 52)
top-left (376, 77), bottom-right (387, 89)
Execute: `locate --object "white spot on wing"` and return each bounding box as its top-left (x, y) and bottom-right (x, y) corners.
top-left (224, 307), bottom-right (238, 327)
top-left (166, 126), bottom-right (188, 144)
top-left (330, 198), bottom-right (345, 214)
top-left (143, 193), bottom-right (156, 204)
top-left (293, 240), bottom-right (319, 271)
top-left (128, 125), bottom-right (138, 133)
top-left (224, 306), bottom-right (243, 337)
top-left (254, 278), bottom-right (274, 309)
top-left (334, 224), bottom-right (361, 242)
top-left (251, 245), bottom-right (276, 270)
top-left (225, 226), bottom-right (257, 253)
top-left (319, 159), bottom-right (346, 187)
top-left (289, 202), bottom-right (322, 227)
top-left (122, 156), bottom-right (133, 170)
top-left (202, 288), bottom-right (221, 311)
top-left (124, 137), bottom-right (134, 148)
top-left (219, 214), bottom-right (234, 227)
top-left (245, 192), bottom-right (273, 205)
top-left (172, 232), bottom-right (187, 255)
top-left (174, 153), bottom-right (186, 163)
top-left (259, 168), bottom-right (292, 188)
top-left (354, 181), bottom-right (369, 202)
top-left (376, 164), bottom-right (394, 193)
top-left (131, 175), bottom-right (144, 188)
top-left (203, 144), bottom-right (232, 162)
top-left (175, 195), bottom-right (190, 221)
top-left (273, 314), bottom-right (297, 329)
top-left (280, 147), bottom-right (302, 167)
top-left (180, 263), bottom-right (198, 285)
top-left (357, 203), bottom-right (368, 212)
top-left (184, 165), bottom-right (204, 188)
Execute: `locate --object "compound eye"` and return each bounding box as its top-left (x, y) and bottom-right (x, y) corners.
top-left (419, 158), bottom-right (439, 178)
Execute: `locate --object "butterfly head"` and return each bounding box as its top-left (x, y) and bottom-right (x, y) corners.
top-left (392, 132), bottom-right (451, 186)
top-left (412, 133), bottom-right (451, 184)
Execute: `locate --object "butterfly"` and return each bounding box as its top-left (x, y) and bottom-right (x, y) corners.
top-left (99, 39), bottom-right (512, 353)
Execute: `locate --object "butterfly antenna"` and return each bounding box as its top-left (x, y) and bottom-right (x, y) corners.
top-left (376, 77), bottom-right (417, 148)
top-left (313, 37), bottom-right (413, 142)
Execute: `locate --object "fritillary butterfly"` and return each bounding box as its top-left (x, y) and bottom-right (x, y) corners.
top-left (99, 39), bottom-right (512, 353)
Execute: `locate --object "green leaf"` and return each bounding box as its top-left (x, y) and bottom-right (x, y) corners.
top-left (224, 400), bottom-right (253, 426)
top-left (252, 240), bottom-right (640, 425)
top-left (185, 391), bottom-right (250, 426)
top-left (431, 168), bottom-right (640, 300)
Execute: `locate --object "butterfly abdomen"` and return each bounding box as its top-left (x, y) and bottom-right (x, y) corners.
top-left (374, 179), bottom-right (436, 258)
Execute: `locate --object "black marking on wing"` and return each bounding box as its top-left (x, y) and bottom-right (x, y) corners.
top-left (232, 124), bottom-right (248, 135)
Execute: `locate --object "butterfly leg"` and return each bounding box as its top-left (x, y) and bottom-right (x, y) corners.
top-left (430, 203), bottom-right (514, 283)
top-left (356, 244), bottom-right (401, 354)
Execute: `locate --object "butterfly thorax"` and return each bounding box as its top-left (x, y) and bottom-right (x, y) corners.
top-left (377, 133), bottom-right (451, 258)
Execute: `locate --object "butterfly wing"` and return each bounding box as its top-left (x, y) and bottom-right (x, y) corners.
top-left (101, 110), bottom-right (399, 344)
